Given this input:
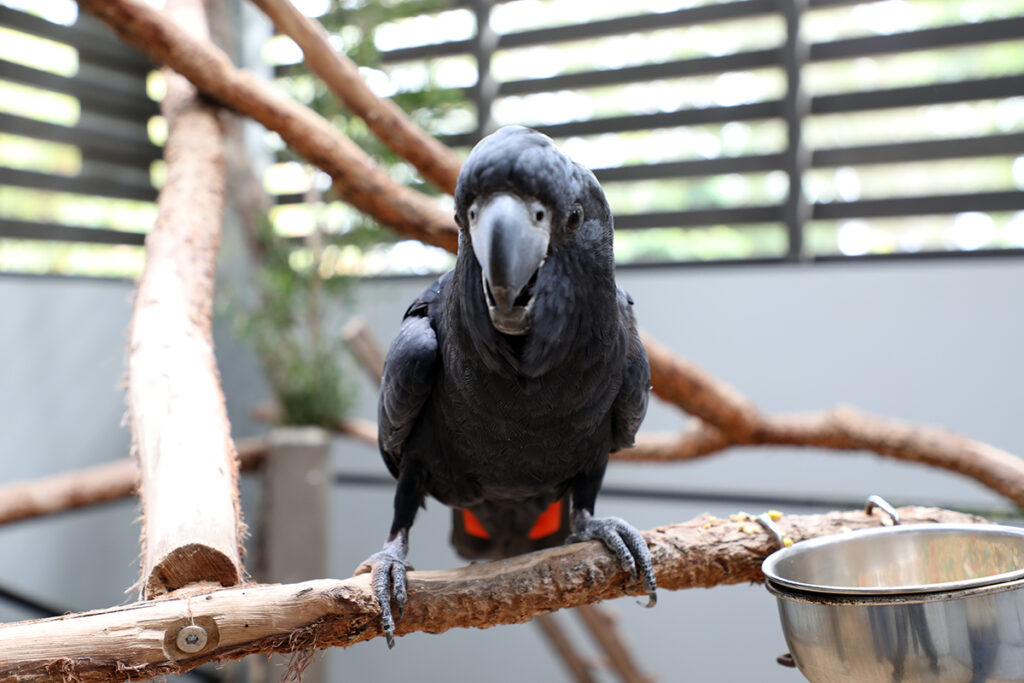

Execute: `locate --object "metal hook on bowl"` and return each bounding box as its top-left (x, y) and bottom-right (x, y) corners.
top-left (753, 512), bottom-right (786, 549)
top-left (865, 494), bottom-right (900, 526)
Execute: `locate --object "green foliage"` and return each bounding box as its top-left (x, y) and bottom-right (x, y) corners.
top-left (236, 0), bottom-right (468, 426)
top-left (233, 214), bottom-right (354, 429)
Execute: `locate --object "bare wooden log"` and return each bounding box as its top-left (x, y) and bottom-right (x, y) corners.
top-left (128, 0), bottom-right (243, 598)
top-left (77, 0), bottom-right (459, 253)
top-left (0, 440), bottom-right (263, 528)
top-left (640, 332), bottom-right (761, 438)
top-left (754, 407), bottom-right (1024, 507)
top-left (575, 605), bottom-right (653, 683)
top-left (249, 0), bottom-right (462, 194)
top-left (0, 459), bottom-right (137, 527)
top-left (0, 507), bottom-right (979, 681)
top-left (616, 409), bottom-right (1024, 508)
top-left (340, 317), bottom-right (386, 385)
top-left (338, 417), bottom-right (378, 446)
top-left (533, 613), bottom-right (597, 683)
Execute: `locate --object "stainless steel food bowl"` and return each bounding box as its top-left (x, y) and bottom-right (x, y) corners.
top-left (762, 523), bottom-right (1024, 682)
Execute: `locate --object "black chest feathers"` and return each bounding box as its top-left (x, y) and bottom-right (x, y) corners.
top-left (414, 336), bottom-right (623, 508)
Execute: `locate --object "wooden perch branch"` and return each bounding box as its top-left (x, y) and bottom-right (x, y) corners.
top-left (127, 0), bottom-right (243, 598)
top-left (77, 0), bottom-right (458, 252)
top-left (340, 317), bottom-right (386, 385)
top-left (0, 507), bottom-right (980, 681)
top-left (249, 0), bottom-right (462, 194)
top-left (0, 440), bottom-right (268, 528)
top-left (624, 334), bottom-right (1024, 507)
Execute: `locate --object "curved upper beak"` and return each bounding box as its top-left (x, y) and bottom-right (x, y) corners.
top-left (469, 193), bottom-right (551, 335)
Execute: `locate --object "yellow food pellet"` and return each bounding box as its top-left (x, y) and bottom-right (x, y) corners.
top-left (702, 522), bottom-right (713, 530)
top-left (741, 524), bottom-right (760, 534)
top-left (783, 537), bottom-right (794, 547)
top-left (730, 513), bottom-right (749, 522)
top-left (767, 509), bottom-right (784, 521)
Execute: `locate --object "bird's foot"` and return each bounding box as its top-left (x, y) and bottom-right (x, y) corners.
top-left (354, 534), bottom-right (412, 648)
top-left (568, 512), bottom-right (657, 607)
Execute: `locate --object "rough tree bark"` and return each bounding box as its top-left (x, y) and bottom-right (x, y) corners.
top-left (0, 507), bottom-right (980, 682)
top-left (126, 0), bottom-right (243, 598)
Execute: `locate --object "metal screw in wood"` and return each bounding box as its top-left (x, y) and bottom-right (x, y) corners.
top-left (175, 624), bottom-right (208, 653)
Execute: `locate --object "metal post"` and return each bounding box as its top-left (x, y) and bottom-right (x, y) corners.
top-left (263, 427), bottom-right (331, 683)
top-left (472, 0), bottom-right (498, 142)
top-left (781, 0), bottom-right (810, 261)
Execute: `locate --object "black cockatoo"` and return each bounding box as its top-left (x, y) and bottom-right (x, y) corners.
top-left (356, 125), bottom-right (655, 647)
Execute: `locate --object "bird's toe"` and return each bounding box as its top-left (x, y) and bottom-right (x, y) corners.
top-left (356, 545), bottom-right (410, 649)
top-left (571, 515), bottom-right (657, 605)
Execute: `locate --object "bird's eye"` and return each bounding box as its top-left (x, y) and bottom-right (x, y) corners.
top-left (535, 209), bottom-right (545, 222)
top-left (454, 212), bottom-right (463, 228)
top-left (567, 204), bottom-right (584, 229)
top-left (469, 208), bottom-right (477, 222)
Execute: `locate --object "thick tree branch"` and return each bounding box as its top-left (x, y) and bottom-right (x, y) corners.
top-left (0, 507), bottom-right (980, 681)
top-left (249, 0), bottom-right (462, 194)
top-left (640, 332), bottom-right (761, 437)
top-left (77, 0), bottom-right (458, 252)
top-left (127, 0), bottom-right (245, 598)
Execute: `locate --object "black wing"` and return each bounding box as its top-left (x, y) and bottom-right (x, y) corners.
top-left (610, 288), bottom-right (650, 452)
top-left (377, 276), bottom-right (445, 478)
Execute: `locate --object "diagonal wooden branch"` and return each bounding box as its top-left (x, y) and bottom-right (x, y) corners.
top-left (533, 613), bottom-right (597, 683)
top-left (622, 339), bottom-right (1024, 507)
top-left (127, 0), bottom-right (245, 599)
top-left (248, 0), bottom-right (462, 194)
top-left (575, 604), bottom-right (653, 683)
top-left (77, 0), bottom-right (458, 253)
top-left (0, 507), bottom-right (980, 682)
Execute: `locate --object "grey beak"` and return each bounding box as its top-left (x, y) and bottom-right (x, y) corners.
top-left (470, 193), bottom-right (550, 335)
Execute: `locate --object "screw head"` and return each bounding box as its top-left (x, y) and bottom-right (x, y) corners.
top-left (176, 624), bottom-right (209, 653)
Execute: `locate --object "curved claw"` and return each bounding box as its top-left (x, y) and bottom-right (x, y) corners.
top-left (570, 513), bottom-right (657, 607)
top-left (354, 535), bottom-right (411, 649)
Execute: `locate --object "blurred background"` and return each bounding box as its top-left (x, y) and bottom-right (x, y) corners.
top-left (0, 0), bottom-right (1023, 680)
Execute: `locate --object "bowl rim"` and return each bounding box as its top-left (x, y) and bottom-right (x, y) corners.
top-left (761, 522), bottom-right (1024, 595)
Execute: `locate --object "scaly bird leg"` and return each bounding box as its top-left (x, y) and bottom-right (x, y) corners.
top-left (567, 508), bottom-right (657, 607)
top-left (354, 528), bottom-right (412, 648)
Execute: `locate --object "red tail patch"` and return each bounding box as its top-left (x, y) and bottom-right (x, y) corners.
top-left (461, 500), bottom-right (563, 541)
top-left (528, 500), bottom-right (563, 539)
top-left (463, 509), bottom-right (489, 538)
